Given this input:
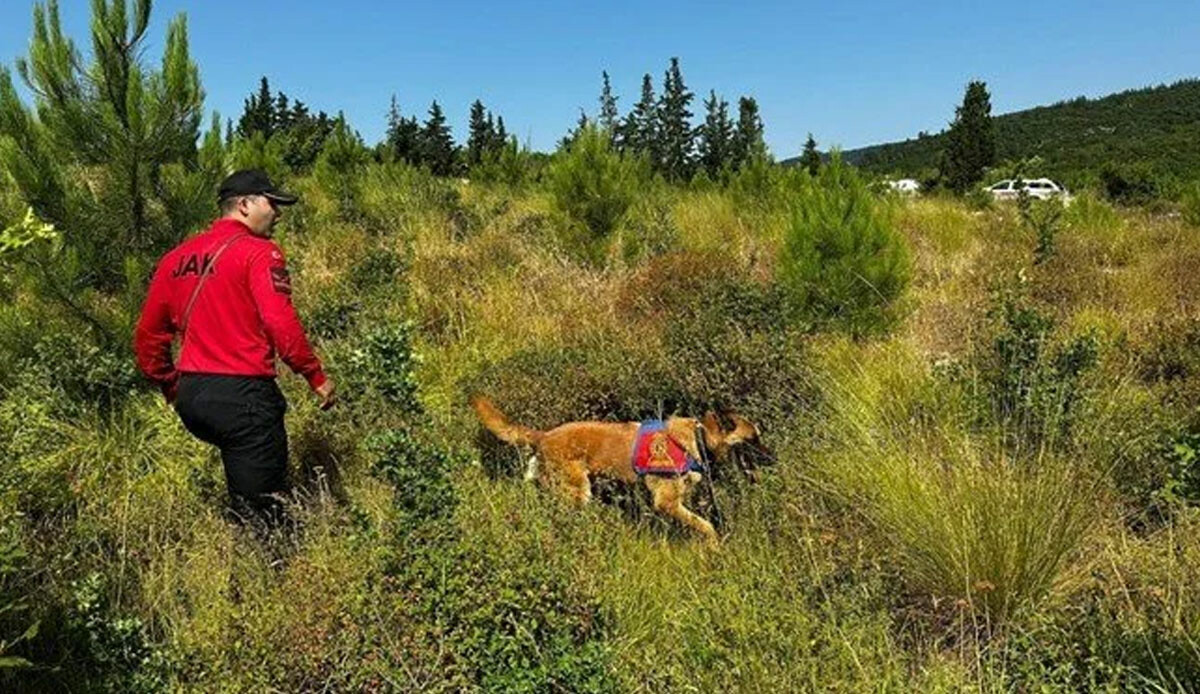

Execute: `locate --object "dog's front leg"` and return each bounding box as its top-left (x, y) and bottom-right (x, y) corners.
top-left (645, 475), bottom-right (718, 544)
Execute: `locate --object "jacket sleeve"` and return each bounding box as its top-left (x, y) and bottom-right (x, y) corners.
top-left (246, 242), bottom-right (327, 390)
top-left (133, 256), bottom-right (180, 401)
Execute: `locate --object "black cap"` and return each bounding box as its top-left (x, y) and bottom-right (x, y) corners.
top-left (217, 169), bottom-right (298, 205)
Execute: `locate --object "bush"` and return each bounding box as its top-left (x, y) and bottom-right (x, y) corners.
top-left (17, 332), bottom-right (141, 413)
top-left (343, 320), bottom-right (421, 413)
top-left (777, 156), bottom-right (911, 336)
top-left (304, 293), bottom-right (361, 340)
top-left (366, 428), bottom-right (456, 524)
top-left (977, 286), bottom-right (1098, 450)
top-left (1181, 182), bottom-right (1200, 227)
top-left (1017, 190), bottom-right (1065, 265)
top-left (1100, 163), bottom-right (1161, 206)
top-left (0, 511), bottom-right (36, 671)
top-left (61, 573), bottom-right (168, 693)
top-left (349, 245), bottom-right (406, 292)
top-left (313, 119), bottom-right (370, 221)
top-left (384, 504), bottom-right (617, 692)
top-left (470, 137), bottom-right (540, 188)
top-left (545, 124), bottom-right (648, 264)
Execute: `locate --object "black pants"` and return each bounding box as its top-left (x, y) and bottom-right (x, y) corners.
top-left (175, 373), bottom-right (289, 522)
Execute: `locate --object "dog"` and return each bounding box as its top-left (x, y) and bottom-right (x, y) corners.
top-left (471, 396), bottom-right (772, 542)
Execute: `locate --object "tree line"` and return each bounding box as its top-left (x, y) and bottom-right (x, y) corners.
top-left (566, 58), bottom-right (769, 181)
top-left (230, 57), bottom-right (779, 182)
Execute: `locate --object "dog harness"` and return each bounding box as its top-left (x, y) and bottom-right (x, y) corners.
top-left (631, 420), bottom-right (704, 477)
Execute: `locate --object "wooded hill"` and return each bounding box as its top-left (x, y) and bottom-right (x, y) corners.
top-left (810, 79), bottom-right (1200, 186)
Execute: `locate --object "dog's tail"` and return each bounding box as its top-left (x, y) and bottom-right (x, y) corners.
top-left (471, 395), bottom-right (543, 447)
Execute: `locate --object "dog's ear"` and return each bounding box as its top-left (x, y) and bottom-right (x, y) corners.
top-left (723, 414), bottom-right (758, 445)
top-left (701, 412), bottom-right (722, 437)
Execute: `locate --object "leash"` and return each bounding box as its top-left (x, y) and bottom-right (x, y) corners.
top-left (694, 423), bottom-right (725, 532)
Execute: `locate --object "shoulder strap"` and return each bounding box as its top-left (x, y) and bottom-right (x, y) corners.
top-left (180, 233), bottom-right (248, 337)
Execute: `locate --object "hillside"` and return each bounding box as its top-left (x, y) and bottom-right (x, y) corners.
top-left (805, 79), bottom-right (1200, 185)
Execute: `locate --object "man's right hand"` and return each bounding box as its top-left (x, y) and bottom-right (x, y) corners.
top-left (315, 379), bottom-right (337, 410)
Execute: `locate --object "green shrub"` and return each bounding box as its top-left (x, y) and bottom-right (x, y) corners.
top-left (305, 293), bottom-right (361, 340)
top-left (962, 186), bottom-right (994, 210)
top-left (384, 507), bottom-right (617, 692)
top-left (1018, 189), bottom-right (1065, 265)
top-left (18, 332), bottom-right (140, 413)
top-left (313, 119), bottom-right (370, 221)
top-left (1002, 599), bottom-right (1200, 691)
top-left (471, 137), bottom-right (540, 187)
top-left (349, 245), bottom-right (406, 292)
top-left (1181, 182), bottom-right (1200, 227)
top-left (62, 573), bottom-right (169, 693)
top-left (366, 428), bottom-right (456, 524)
top-left (616, 187), bottom-right (678, 262)
top-left (0, 511), bottom-right (36, 671)
top-left (777, 156), bottom-right (910, 336)
top-left (343, 320), bottom-right (421, 413)
top-left (1100, 163), bottom-right (1161, 206)
top-left (978, 286), bottom-right (1098, 450)
top-left (546, 124), bottom-right (648, 264)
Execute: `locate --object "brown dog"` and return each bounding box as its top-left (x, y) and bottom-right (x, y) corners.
top-left (471, 396), bottom-right (770, 542)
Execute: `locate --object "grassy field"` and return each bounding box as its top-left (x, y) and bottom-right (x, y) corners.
top-left (2, 159), bottom-right (1199, 692)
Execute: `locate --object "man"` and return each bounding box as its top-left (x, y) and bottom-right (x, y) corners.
top-left (134, 169), bottom-right (335, 522)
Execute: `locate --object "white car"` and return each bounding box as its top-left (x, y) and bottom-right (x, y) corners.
top-left (885, 178), bottom-right (921, 195)
top-left (985, 178), bottom-right (1070, 201)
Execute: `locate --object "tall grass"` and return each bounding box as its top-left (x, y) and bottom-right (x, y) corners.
top-left (811, 339), bottom-right (1102, 622)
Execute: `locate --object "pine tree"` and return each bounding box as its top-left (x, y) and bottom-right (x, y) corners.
top-left (559, 109), bottom-right (591, 150)
top-left (800, 133), bottom-right (821, 176)
top-left (732, 96), bottom-right (767, 169)
top-left (620, 73), bottom-right (657, 159)
top-left (0, 0), bottom-right (206, 338)
top-left (491, 115), bottom-right (507, 151)
top-left (273, 91), bottom-right (291, 131)
top-left (655, 57), bottom-right (695, 180)
top-left (942, 80), bottom-right (995, 193)
top-left (467, 99), bottom-right (490, 166)
top-left (384, 95), bottom-right (420, 165)
top-left (419, 100), bottom-right (456, 176)
top-left (697, 90), bottom-right (734, 179)
top-left (598, 70), bottom-right (619, 136)
top-left (238, 76), bottom-right (275, 139)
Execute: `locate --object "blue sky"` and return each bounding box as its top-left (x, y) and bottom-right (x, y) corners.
top-left (1, 1), bottom-right (1197, 157)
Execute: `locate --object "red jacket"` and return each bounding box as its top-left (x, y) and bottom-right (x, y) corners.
top-left (134, 218), bottom-right (326, 401)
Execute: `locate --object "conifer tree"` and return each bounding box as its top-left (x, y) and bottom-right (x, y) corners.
top-left (697, 90), bottom-right (734, 179)
top-left (0, 0), bottom-right (207, 338)
top-left (467, 99), bottom-right (491, 166)
top-left (419, 100), bottom-right (456, 176)
top-left (732, 96), bottom-right (767, 169)
top-left (620, 73), bottom-right (658, 159)
top-left (238, 76), bottom-right (275, 139)
top-left (942, 80), bottom-right (995, 193)
top-left (598, 70), bottom-right (619, 136)
top-left (273, 91), bottom-right (291, 131)
top-left (559, 109), bottom-right (590, 150)
top-left (655, 57), bottom-right (695, 180)
top-left (384, 95), bottom-right (420, 165)
top-left (492, 115), bottom-right (507, 151)
top-left (800, 133), bottom-right (821, 176)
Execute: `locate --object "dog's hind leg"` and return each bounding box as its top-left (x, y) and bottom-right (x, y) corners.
top-left (555, 459), bottom-right (592, 506)
top-left (644, 475), bottom-right (717, 544)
